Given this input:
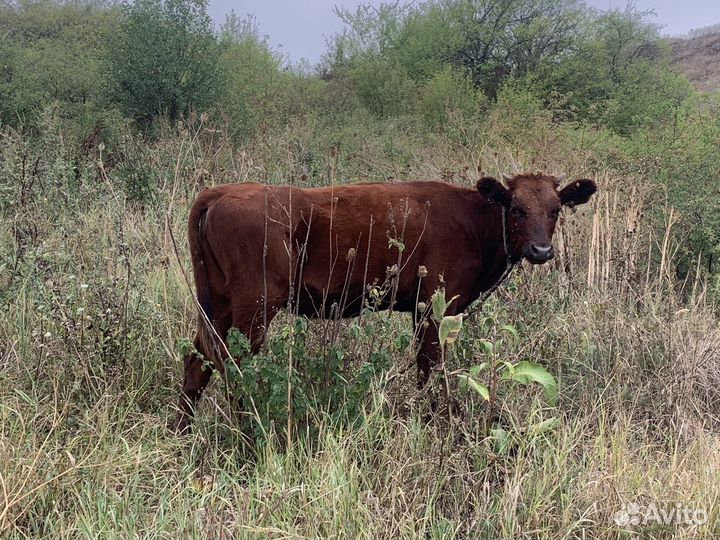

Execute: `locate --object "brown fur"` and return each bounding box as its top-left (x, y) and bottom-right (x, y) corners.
top-left (175, 173), bottom-right (596, 433)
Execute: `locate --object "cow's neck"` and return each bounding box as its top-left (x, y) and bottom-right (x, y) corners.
top-left (477, 204), bottom-right (514, 292)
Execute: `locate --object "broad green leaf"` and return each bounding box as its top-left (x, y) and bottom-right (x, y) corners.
top-left (468, 362), bottom-right (489, 377)
top-left (501, 360), bottom-right (558, 405)
top-left (500, 324), bottom-right (519, 341)
top-left (458, 374), bottom-right (489, 400)
top-left (294, 317), bottom-right (308, 334)
top-left (479, 339), bottom-right (494, 355)
top-left (394, 330), bottom-right (413, 351)
top-left (439, 314), bottom-right (463, 345)
top-left (431, 289), bottom-right (447, 321)
top-left (227, 327), bottom-right (251, 357)
top-left (349, 322), bottom-right (362, 339)
top-left (498, 360), bottom-right (515, 374)
top-left (490, 428), bottom-right (510, 454)
top-left (528, 416), bottom-right (560, 436)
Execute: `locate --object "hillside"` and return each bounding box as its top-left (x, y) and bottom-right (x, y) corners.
top-left (671, 30), bottom-right (720, 92)
top-left (2, 1), bottom-right (720, 537)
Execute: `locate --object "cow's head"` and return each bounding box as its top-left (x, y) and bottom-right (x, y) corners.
top-left (477, 173), bottom-right (596, 264)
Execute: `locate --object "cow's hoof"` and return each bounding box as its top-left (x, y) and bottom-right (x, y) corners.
top-left (170, 414), bottom-right (192, 436)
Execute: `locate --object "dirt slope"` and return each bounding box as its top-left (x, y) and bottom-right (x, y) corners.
top-left (671, 31), bottom-right (720, 92)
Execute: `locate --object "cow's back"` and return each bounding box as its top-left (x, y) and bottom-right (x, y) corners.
top-left (193, 181), bottom-right (480, 315)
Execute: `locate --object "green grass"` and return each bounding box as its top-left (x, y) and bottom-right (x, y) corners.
top-left (2, 372), bottom-right (719, 538)
top-left (1, 114), bottom-right (719, 539)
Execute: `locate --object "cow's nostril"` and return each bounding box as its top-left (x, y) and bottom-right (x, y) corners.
top-left (529, 244), bottom-right (554, 261)
top-left (531, 244), bottom-right (552, 256)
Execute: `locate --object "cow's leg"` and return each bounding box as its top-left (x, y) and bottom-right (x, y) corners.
top-left (174, 311), bottom-right (233, 435)
top-left (225, 303), bottom-right (282, 411)
top-left (175, 332), bottom-right (217, 435)
top-left (231, 301), bottom-right (282, 354)
top-left (415, 321), bottom-right (441, 388)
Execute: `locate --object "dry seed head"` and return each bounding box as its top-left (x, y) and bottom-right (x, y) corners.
top-left (417, 265), bottom-right (428, 278)
top-left (417, 301), bottom-right (427, 312)
top-left (346, 248), bottom-right (356, 261)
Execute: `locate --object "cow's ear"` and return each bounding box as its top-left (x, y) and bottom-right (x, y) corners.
top-left (477, 177), bottom-right (511, 207)
top-left (558, 179), bottom-right (597, 208)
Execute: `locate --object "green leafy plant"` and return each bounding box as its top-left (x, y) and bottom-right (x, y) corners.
top-left (428, 287), bottom-right (462, 402)
top-left (220, 317), bottom-right (392, 442)
top-left (107, 0), bottom-right (220, 126)
top-left (429, 287), bottom-right (559, 441)
top-left (456, 320), bottom-right (559, 445)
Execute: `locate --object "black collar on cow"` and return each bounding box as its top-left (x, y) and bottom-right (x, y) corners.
top-left (463, 207), bottom-right (516, 320)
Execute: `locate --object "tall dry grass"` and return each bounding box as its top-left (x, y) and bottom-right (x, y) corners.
top-left (0, 111), bottom-right (718, 539)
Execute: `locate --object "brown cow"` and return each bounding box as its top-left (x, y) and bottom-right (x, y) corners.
top-left (175, 173), bottom-right (596, 433)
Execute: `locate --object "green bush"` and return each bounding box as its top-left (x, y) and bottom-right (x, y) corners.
top-left (224, 316), bottom-right (394, 441)
top-left (216, 14), bottom-right (284, 137)
top-left (0, 1), bottom-right (118, 128)
top-left (419, 65), bottom-right (484, 131)
top-left (351, 56), bottom-right (417, 117)
top-left (106, 0), bottom-right (219, 126)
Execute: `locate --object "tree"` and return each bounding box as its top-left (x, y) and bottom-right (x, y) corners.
top-left (216, 13), bottom-right (283, 136)
top-left (327, 0), bottom-right (585, 110)
top-left (544, 5), bottom-right (690, 134)
top-left (327, 2), bottom-right (450, 116)
top-left (449, 0), bottom-right (584, 98)
top-left (0, 0), bottom-right (118, 127)
top-left (107, 0), bottom-right (219, 126)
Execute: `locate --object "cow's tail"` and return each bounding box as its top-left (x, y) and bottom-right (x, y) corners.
top-left (187, 194), bottom-right (221, 362)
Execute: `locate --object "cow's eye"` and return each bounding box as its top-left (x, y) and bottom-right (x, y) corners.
top-left (510, 206), bottom-right (526, 218)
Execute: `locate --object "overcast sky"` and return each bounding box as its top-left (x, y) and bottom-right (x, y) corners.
top-left (207, 1), bottom-right (720, 64)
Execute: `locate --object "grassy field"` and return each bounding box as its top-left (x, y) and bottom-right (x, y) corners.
top-left (1, 111), bottom-right (719, 539)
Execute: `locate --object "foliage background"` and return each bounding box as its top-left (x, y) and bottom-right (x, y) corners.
top-left (1, 0), bottom-right (719, 538)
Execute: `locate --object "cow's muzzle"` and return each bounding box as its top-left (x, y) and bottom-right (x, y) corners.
top-left (523, 243), bottom-right (554, 264)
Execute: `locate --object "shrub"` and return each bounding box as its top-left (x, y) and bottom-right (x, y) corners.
top-left (224, 315), bottom-right (395, 441)
top-left (106, 0), bottom-right (220, 126)
top-left (419, 65), bottom-right (484, 131)
top-left (351, 56), bottom-right (417, 117)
